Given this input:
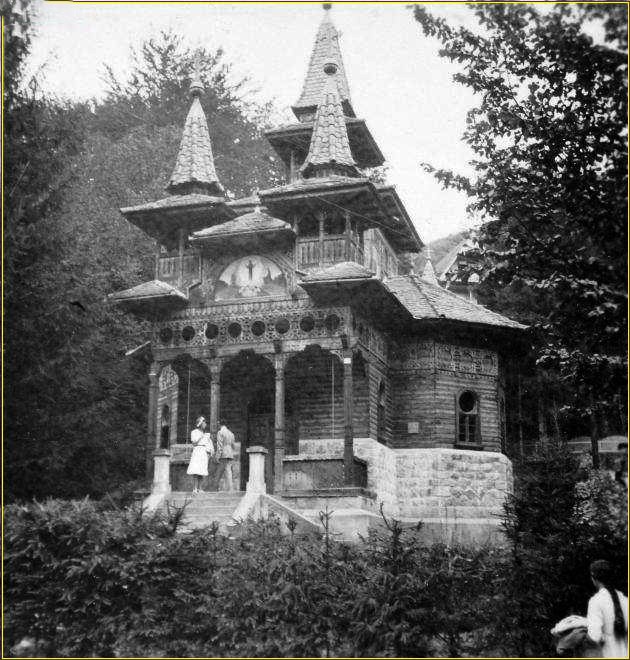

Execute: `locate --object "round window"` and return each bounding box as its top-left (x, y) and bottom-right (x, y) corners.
top-left (275, 317), bottom-right (290, 334)
top-left (299, 316), bottom-right (315, 333)
top-left (205, 323), bottom-right (219, 340)
top-left (325, 314), bottom-right (340, 333)
top-left (251, 320), bottom-right (266, 337)
top-left (182, 326), bottom-right (195, 342)
top-left (159, 327), bottom-right (173, 344)
top-left (228, 322), bottom-right (242, 338)
top-left (459, 390), bottom-right (477, 413)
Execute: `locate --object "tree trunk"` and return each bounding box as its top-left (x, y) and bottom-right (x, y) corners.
top-left (588, 389), bottom-right (600, 469)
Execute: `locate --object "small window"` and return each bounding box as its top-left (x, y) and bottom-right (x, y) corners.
top-left (456, 390), bottom-right (481, 446)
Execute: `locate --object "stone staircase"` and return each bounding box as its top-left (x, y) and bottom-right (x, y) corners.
top-left (165, 491), bottom-right (245, 533)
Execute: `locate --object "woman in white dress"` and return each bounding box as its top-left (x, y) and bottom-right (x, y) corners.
top-left (186, 416), bottom-right (213, 493)
top-left (586, 559), bottom-right (628, 658)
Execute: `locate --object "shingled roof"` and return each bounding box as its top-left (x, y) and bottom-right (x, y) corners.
top-left (385, 275), bottom-right (526, 330)
top-left (301, 261), bottom-right (375, 282)
top-left (192, 210), bottom-right (293, 241)
top-left (167, 73), bottom-right (224, 196)
top-left (121, 193), bottom-right (227, 215)
top-left (300, 62), bottom-right (359, 178)
top-left (259, 175), bottom-right (371, 198)
top-left (109, 280), bottom-right (188, 304)
top-left (293, 5), bottom-right (353, 119)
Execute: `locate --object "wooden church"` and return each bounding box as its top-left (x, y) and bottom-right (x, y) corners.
top-left (111, 6), bottom-right (526, 541)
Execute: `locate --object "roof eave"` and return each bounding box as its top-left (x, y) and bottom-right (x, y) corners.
top-left (191, 226), bottom-right (295, 244)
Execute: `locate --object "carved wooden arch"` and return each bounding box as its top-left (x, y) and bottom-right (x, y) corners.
top-left (220, 349), bottom-right (276, 376)
top-left (169, 353), bottom-right (212, 382)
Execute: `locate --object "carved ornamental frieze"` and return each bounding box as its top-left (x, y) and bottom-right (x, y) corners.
top-left (390, 340), bottom-right (435, 371)
top-left (158, 364), bottom-right (179, 390)
top-left (153, 303), bottom-right (351, 350)
top-left (354, 313), bottom-right (388, 363)
top-left (436, 343), bottom-right (498, 376)
top-left (390, 340), bottom-right (498, 378)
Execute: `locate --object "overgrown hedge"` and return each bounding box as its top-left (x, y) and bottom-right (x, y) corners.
top-left (5, 448), bottom-right (627, 658)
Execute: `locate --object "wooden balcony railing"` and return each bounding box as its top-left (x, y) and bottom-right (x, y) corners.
top-left (297, 235), bottom-right (364, 270)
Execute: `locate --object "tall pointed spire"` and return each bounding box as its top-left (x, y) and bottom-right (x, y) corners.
top-left (292, 4), bottom-right (354, 121)
top-left (300, 62), bottom-right (359, 178)
top-left (167, 56), bottom-right (224, 197)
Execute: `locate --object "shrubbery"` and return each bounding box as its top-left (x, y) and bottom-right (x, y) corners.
top-left (5, 448), bottom-right (627, 658)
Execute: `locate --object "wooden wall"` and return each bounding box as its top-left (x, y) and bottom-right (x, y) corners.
top-left (389, 339), bottom-right (502, 452)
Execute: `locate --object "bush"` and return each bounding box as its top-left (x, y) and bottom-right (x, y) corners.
top-left (494, 445), bottom-right (628, 657)
top-left (4, 468), bottom-right (626, 658)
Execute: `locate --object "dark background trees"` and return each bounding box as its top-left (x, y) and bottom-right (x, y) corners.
top-left (414, 3), bottom-right (627, 454)
top-left (3, 1), bottom-right (280, 501)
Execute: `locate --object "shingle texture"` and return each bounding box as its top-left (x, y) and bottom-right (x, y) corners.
top-left (301, 70), bottom-right (358, 176)
top-left (421, 259), bottom-right (439, 285)
top-left (301, 261), bottom-right (375, 281)
top-left (168, 96), bottom-right (223, 195)
top-left (385, 275), bottom-right (526, 329)
top-left (121, 193), bottom-right (226, 215)
top-left (109, 280), bottom-right (188, 303)
top-left (294, 10), bottom-right (352, 113)
top-left (260, 175), bottom-right (369, 198)
top-left (193, 211), bottom-right (292, 239)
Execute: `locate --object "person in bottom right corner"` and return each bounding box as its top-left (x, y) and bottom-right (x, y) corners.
top-left (586, 559), bottom-right (628, 658)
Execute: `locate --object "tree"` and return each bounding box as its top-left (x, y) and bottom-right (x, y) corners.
top-left (413, 4), bottom-right (627, 453)
top-left (4, 24), bottom-right (281, 501)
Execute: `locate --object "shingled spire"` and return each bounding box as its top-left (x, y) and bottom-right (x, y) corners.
top-left (167, 60), bottom-right (224, 197)
top-left (292, 4), bottom-right (354, 122)
top-left (421, 245), bottom-right (439, 285)
top-left (300, 62), bottom-right (359, 178)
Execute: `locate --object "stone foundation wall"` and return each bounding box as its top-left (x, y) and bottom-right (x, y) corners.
top-left (395, 448), bottom-right (512, 520)
top-left (297, 440), bottom-right (512, 522)
top-left (354, 438), bottom-right (398, 517)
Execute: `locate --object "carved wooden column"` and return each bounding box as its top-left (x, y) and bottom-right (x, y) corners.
top-left (293, 214), bottom-right (300, 271)
top-left (154, 242), bottom-right (161, 279)
top-left (344, 210), bottom-right (352, 261)
top-left (177, 227), bottom-right (186, 289)
top-left (273, 353), bottom-right (287, 494)
top-left (208, 359), bottom-right (222, 439)
top-left (146, 361), bottom-right (161, 480)
top-left (318, 210), bottom-right (325, 267)
top-left (342, 351), bottom-right (354, 486)
top-left (289, 149), bottom-right (297, 183)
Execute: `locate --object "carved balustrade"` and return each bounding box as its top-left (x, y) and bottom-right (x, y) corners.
top-left (297, 235), bottom-right (364, 269)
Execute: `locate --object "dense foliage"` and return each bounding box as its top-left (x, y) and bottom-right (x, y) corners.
top-left (5, 450), bottom-right (626, 658)
top-left (414, 4), bottom-right (627, 446)
top-left (3, 2), bottom-right (280, 502)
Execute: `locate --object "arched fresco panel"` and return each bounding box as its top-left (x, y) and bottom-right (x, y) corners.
top-left (214, 255), bottom-right (287, 301)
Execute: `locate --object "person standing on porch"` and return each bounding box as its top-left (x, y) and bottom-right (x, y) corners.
top-left (186, 416), bottom-right (213, 493)
top-left (210, 419), bottom-right (235, 491)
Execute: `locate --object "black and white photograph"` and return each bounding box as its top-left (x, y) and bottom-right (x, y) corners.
top-left (3, 0), bottom-right (628, 657)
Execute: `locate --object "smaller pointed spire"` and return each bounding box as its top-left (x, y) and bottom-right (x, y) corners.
top-left (421, 245), bottom-right (439, 285)
top-left (167, 57), bottom-right (224, 197)
top-left (300, 62), bottom-right (358, 178)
